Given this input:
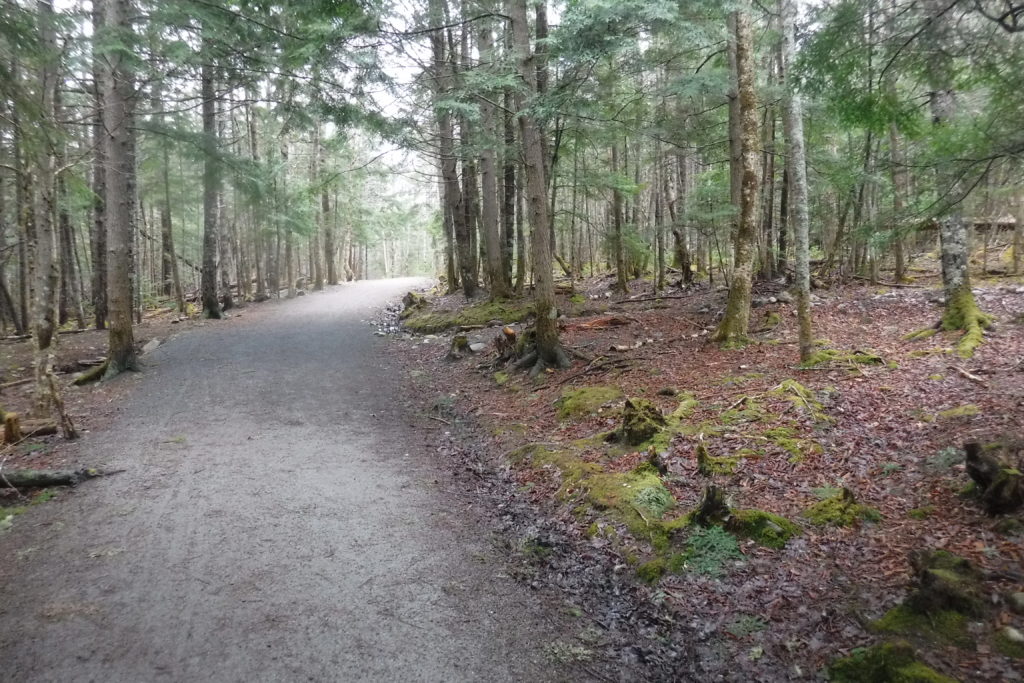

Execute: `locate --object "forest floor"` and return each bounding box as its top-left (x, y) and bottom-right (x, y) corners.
top-left (388, 266), bottom-right (1024, 682)
top-left (0, 279), bottom-right (611, 682)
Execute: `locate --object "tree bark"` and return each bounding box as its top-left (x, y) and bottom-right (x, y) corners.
top-left (99, 0), bottom-right (138, 376)
top-left (781, 0), bottom-right (814, 362)
top-left (200, 51), bottom-right (223, 318)
top-left (713, 7), bottom-right (760, 347)
top-left (477, 15), bottom-right (509, 298)
top-left (509, 0), bottom-right (568, 374)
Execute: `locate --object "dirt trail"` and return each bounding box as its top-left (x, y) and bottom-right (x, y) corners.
top-left (0, 279), bottom-right (569, 682)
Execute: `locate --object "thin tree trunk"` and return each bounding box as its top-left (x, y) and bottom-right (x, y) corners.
top-left (782, 0), bottom-right (813, 362)
top-left (200, 50), bottom-right (223, 318)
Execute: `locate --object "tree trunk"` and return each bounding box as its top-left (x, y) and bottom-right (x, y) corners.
top-left (100, 0), bottom-right (138, 376)
top-left (925, 1), bottom-right (990, 357)
top-left (611, 144), bottom-right (627, 292)
top-left (32, 0), bottom-right (61, 413)
top-left (90, 4), bottom-right (107, 330)
top-left (200, 52), bottom-right (223, 318)
top-left (781, 0), bottom-right (813, 362)
top-left (509, 0), bottom-right (568, 374)
top-left (477, 15), bottom-right (509, 298)
top-left (713, 7), bottom-right (760, 347)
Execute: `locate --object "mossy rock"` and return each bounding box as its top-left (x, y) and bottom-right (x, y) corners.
top-left (619, 398), bottom-right (667, 446)
top-left (907, 549), bottom-right (986, 617)
top-left (555, 386), bottom-right (624, 420)
top-left (803, 488), bottom-right (881, 527)
top-left (871, 605), bottom-right (973, 648)
top-left (403, 299), bottom-right (535, 334)
top-left (828, 640), bottom-right (958, 682)
top-left (726, 509), bottom-right (801, 549)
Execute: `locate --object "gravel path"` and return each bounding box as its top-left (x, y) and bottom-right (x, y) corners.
top-left (0, 279), bottom-right (569, 682)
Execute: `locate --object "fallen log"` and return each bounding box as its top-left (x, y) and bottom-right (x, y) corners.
top-left (0, 468), bottom-right (120, 489)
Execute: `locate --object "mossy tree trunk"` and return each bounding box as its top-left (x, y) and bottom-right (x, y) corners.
top-left (509, 0), bottom-right (569, 375)
top-left (926, 2), bottom-right (990, 358)
top-left (713, 6), bottom-right (760, 348)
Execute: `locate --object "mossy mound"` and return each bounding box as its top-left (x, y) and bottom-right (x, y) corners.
top-left (403, 299), bottom-right (534, 334)
top-left (770, 379), bottom-right (832, 423)
top-left (871, 605), bottom-right (973, 648)
top-left (799, 348), bottom-right (885, 369)
top-left (803, 488), bottom-right (881, 527)
top-left (689, 485), bottom-right (801, 549)
top-left (828, 640), bottom-right (958, 683)
top-left (935, 404), bottom-right (979, 420)
top-left (555, 386), bottom-right (624, 420)
top-left (636, 557), bottom-right (668, 584)
top-left (727, 509), bottom-right (801, 549)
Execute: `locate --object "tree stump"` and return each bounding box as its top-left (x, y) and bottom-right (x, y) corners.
top-left (620, 398), bottom-right (667, 446)
top-left (693, 485), bottom-right (731, 527)
top-left (4, 413), bottom-right (22, 444)
top-left (907, 549), bottom-right (987, 617)
top-left (965, 441), bottom-right (1024, 515)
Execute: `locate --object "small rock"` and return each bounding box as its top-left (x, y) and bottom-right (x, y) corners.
top-left (469, 343), bottom-right (486, 353)
top-left (141, 339), bottom-right (160, 354)
top-left (1009, 592), bottom-right (1024, 615)
top-left (1003, 626), bottom-right (1024, 644)
top-left (768, 296), bottom-right (778, 304)
top-left (776, 290), bottom-right (794, 304)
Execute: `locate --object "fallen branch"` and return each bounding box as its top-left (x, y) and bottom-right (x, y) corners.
top-left (0, 468), bottom-right (123, 489)
top-left (950, 365), bottom-right (988, 387)
top-left (852, 275), bottom-right (925, 288)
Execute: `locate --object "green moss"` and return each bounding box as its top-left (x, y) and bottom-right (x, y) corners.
top-left (940, 286), bottom-right (993, 359)
top-left (828, 640), bottom-right (958, 683)
top-left (800, 348), bottom-right (885, 369)
top-left (555, 386), bottom-right (624, 420)
top-left (493, 371), bottom-right (510, 386)
top-left (927, 374), bottom-right (945, 381)
top-left (696, 441), bottom-right (739, 476)
top-left (904, 327), bottom-right (940, 341)
top-left (935, 404), bottom-right (979, 420)
top-left (403, 299), bottom-right (535, 334)
top-left (637, 558), bottom-right (667, 584)
top-left (871, 605), bottom-right (973, 648)
top-left (803, 488), bottom-right (881, 527)
top-left (770, 379), bottom-right (832, 423)
top-left (619, 398), bottom-right (667, 445)
top-left (718, 372), bottom-right (766, 387)
top-left (994, 628), bottom-right (1024, 659)
top-left (908, 506), bottom-right (935, 520)
top-left (727, 509), bottom-right (801, 549)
